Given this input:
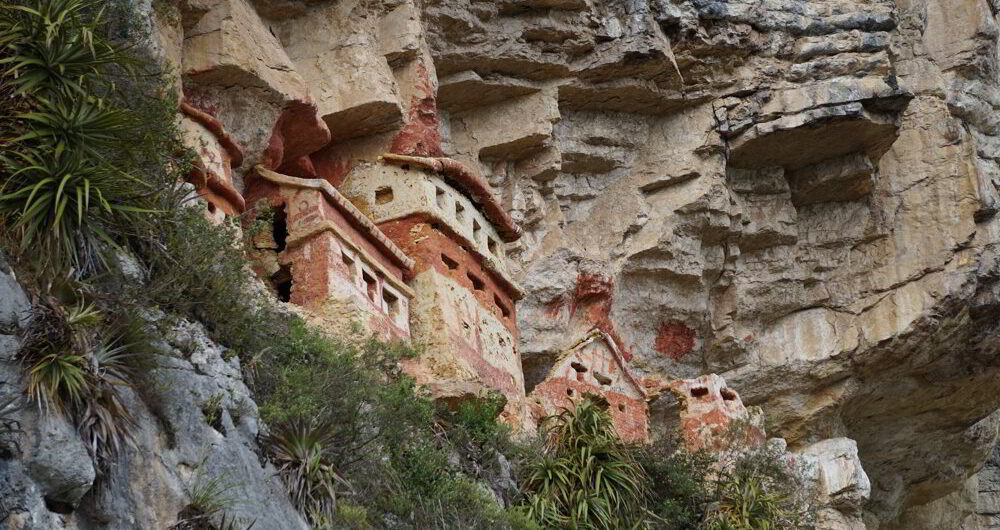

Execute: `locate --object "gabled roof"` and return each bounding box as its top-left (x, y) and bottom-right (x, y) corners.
top-left (544, 328), bottom-right (647, 400)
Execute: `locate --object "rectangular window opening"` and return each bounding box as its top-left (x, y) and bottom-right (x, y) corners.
top-left (382, 288), bottom-right (400, 317)
top-left (441, 253), bottom-right (459, 271)
top-left (467, 271), bottom-right (485, 291)
top-left (272, 265), bottom-right (293, 303)
top-left (375, 186), bottom-right (394, 205)
top-left (494, 294), bottom-right (510, 318)
top-left (362, 270), bottom-right (378, 303)
top-left (273, 205), bottom-right (288, 252)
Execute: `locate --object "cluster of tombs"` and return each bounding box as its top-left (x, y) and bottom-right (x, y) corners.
top-left (182, 100), bottom-right (760, 445)
top-left (171, 0), bottom-right (757, 444)
top-left (244, 153), bottom-right (655, 438)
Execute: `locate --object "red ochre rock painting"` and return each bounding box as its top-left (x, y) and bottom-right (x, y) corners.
top-left (655, 321), bottom-right (696, 360)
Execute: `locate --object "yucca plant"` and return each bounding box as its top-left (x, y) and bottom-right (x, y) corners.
top-left (0, 0), bottom-right (125, 96)
top-left (521, 398), bottom-right (650, 530)
top-left (0, 0), bottom-right (158, 276)
top-left (262, 418), bottom-right (351, 526)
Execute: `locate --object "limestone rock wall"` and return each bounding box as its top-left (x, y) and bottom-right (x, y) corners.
top-left (417, 0), bottom-right (1000, 524)
top-left (5, 0), bottom-right (998, 527)
top-left (0, 256), bottom-right (308, 529)
top-left (158, 0), bottom-right (1000, 526)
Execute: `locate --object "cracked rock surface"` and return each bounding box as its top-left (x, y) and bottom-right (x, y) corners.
top-left (3, 0), bottom-right (1000, 527)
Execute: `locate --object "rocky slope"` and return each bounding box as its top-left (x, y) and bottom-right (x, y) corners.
top-left (0, 257), bottom-right (308, 529)
top-left (2, 0), bottom-right (1000, 528)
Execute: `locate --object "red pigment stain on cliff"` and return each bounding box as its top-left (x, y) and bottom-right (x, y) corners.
top-left (655, 321), bottom-right (696, 360)
top-left (389, 61), bottom-right (443, 157)
top-left (544, 297), bottom-right (564, 318)
top-left (565, 273), bottom-right (633, 361)
top-left (310, 143), bottom-right (355, 188)
top-left (264, 99), bottom-right (331, 173)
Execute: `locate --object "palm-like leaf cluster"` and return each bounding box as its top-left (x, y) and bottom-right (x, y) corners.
top-left (0, 0), bottom-right (122, 95)
top-left (522, 398), bottom-right (649, 530)
top-left (0, 0), bottom-right (155, 275)
top-left (18, 297), bottom-right (140, 470)
top-left (262, 418), bottom-right (351, 527)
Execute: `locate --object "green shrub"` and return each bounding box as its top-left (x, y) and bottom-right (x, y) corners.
top-left (703, 435), bottom-right (814, 530)
top-left (451, 392), bottom-right (511, 444)
top-left (638, 436), bottom-right (715, 529)
top-left (521, 398), bottom-right (649, 530)
top-left (637, 424), bottom-right (814, 530)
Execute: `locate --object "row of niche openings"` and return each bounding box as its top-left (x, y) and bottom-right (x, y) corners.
top-left (344, 246), bottom-right (402, 318)
top-left (433, 185), bottom-right (502, 258)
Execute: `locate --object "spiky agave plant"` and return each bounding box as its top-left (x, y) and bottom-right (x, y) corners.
top-left (521, 398), bottom-right (650, 530)
top-left (262, 418), bottom-right (350, 526)
top-left (0, 0), bottom-right (124, 96)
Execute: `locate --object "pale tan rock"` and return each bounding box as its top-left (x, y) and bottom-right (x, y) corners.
top-left (276, 4), bottom-right (403, 140)
top-left (182, 0), bottom-right (308, 103)
top-left (144, 0), bottom-right (1000, 527)
top-left (378, 1), bottom-right (423, 66)
top-left (447, 89), bottom-right (561, 163)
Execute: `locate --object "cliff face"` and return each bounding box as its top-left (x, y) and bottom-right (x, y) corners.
top-left (0, 257), bottom-right (308, 529)
top-left (414, 0), bottom-right (1000, 525)
top-left (3, 0), bottom-right (1000, 528)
